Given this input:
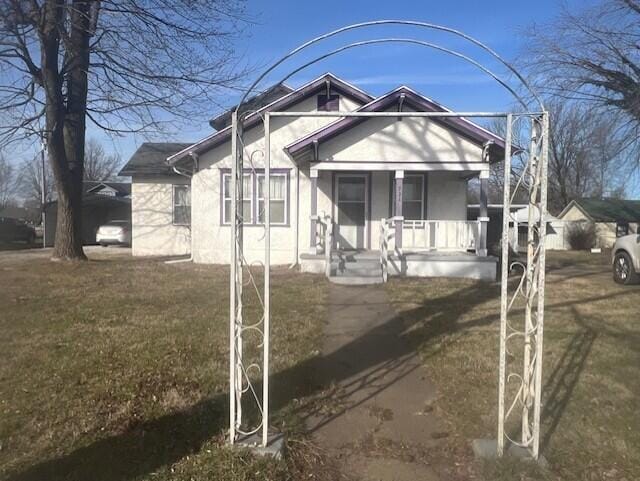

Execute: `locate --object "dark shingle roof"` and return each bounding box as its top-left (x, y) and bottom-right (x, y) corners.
top-left (571, 198), bottom-right (640, 222)
top-left (119, 142), bottom-right (192, 177)
top-left (209, 84), bottom-right (294, 131)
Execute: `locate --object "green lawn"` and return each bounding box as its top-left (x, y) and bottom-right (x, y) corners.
top-left (2, 249), bottom-right (638, 481)
top-left (0, 250), bottom-right (328, 481)
top-left (386, 250), bottom-right (640, 481)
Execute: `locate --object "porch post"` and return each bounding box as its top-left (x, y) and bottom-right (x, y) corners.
top-left (395, 170), bottom-right (404, 252)
top-left (310, 169), bottom-right (318, 254)
top-left (478, 171), bottom-right (489, 256)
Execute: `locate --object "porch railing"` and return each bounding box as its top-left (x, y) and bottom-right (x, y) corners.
top-left (380, 217), bottom-right (401, 282)
top-left (310, 211), bottom-right (331, 255)
top-left (402, 220), bottom-right (481, 252)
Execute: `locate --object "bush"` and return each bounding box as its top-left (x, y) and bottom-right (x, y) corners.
top-left (567, 222), bottom-right (597, 250)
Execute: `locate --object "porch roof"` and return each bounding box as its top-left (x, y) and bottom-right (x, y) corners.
top-left (285, 86), bottom-right (508, 162)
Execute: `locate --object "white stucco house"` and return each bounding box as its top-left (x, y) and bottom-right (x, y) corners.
top-left (119, 73), bottom-right (508, 281)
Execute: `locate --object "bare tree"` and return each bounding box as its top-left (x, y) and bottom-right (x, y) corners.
top-left (84, 138), bottom-right (121, 181)
top-left (18, 155), bottom-right (55, 208)
top-left (470, 102), bottom-right (630, 213)
top-left (0, 1), bottom-right (249, 260)
top-left (0, 152), bottom-right (18, 209)
top-left (522, 0), bottom-right (640, 151)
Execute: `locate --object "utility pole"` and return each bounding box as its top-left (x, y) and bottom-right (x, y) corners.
top-left (40, 136), bottom-right (46, 248)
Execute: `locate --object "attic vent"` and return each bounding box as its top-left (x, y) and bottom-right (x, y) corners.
top-left (317, 94), bottom-right (339, 112)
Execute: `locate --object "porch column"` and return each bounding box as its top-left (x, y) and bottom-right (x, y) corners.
top-left (310, 170), bottom-right (318, 254)
top-left (395, 170), bottom-right (404, 252)
top-left (477, 171), bottom-right (489, 257)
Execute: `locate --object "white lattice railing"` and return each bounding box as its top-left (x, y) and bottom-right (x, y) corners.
top-left (402, 220), bottom-right (480, 252)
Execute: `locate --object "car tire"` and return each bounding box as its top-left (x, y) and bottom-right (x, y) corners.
top-left (100, 243), bottom-right (108, 248)
top-left (613, 251), bottom-right (639, 285)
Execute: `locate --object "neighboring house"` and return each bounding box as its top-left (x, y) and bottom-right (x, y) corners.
top-left (120, 73), bottom-right (509, 280)
top-left (44, 181), bottom-right (131, 246)
top-left (558, 198), bottom-right (640, 248)
top-left (508, 206), bottom-right (567, 251)
top-left (0, 206), bottom-right (40, 224)
top-left (119, 143), bottom-right (193, 256)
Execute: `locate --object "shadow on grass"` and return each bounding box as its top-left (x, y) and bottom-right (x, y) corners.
top-left (7, 281), bottom-right (495, 481)
top-left (7, 270), bottom-right (631, 481)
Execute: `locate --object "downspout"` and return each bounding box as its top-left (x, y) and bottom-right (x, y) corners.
top-left (166, 152), bottom-right (198, 264)
top-left (289, 165), bottom-right (300, 269)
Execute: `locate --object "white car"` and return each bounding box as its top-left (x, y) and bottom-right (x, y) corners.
top-left (612, 233), bottom-right (640, 285)
top-left (96, 220), bottom-right (131, 247)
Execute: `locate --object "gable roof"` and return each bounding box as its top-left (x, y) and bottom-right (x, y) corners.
top-left (559, 198), bottom-right (640, 223)
top-left (209, 83), bottom-right (294, 131)
top-left (167, 73), bottom-right (373, 165)
top-left (84, 181), bottom-right (131, 196)
top-left (285, 86), bottom-right (507, 162)
top-left (119, 142), bottom-right (193, 177)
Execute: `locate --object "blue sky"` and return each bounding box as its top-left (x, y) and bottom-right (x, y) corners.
top-left (83, 0), bottom-right (637, 198)
top-left (97, 0), bottom-right (587, 159)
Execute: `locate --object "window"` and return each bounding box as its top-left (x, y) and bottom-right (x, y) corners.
top-left (222, 170), bottom-right (289, 225)
top-left (402, 175), bottom-right (424, 220)
top-left (257, 173), bottom-right (287, 224)
top-left (223, 173), bottom-right (253, 224)
top-left (173, 185), bottom-right (191, 226)
top-left (616, 222), bottom-right (629, 237)
top-left (317, 94), bottom-right (340, 111)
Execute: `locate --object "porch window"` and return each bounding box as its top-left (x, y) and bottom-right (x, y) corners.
top-left (317, 94), bottom-right (340, 111)
top-left (616, 222), bottom-right (629, 237)
top-left (173, 185), bottom-right (191, 226)
top-left (257, 173), bottom-right (287, 225)
top-left (222, 173), bottom-right (253, 224)
top-left (402, 175), bottom-right (424, 220)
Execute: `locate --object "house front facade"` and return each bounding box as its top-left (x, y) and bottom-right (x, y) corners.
top-left (120, 73), bottom-right (506, 281)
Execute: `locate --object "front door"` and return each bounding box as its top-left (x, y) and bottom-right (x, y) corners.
top-left (335, 174), bottom-right (367, 250)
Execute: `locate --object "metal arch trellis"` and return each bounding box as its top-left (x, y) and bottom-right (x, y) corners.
top-left (227, 20), bottom-right (550, 460)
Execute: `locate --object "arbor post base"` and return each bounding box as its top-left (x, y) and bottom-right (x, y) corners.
top-left (234, 433), bottom-right (285, 459)
top-left (472, 439), bottom-right (548, 467)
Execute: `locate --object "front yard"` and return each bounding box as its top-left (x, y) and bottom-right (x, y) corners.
top-left (0, 250), bottom-right (328, 481)
top-left (386, 250), bottom-right (640, 480)
top-left (1, 249), bottom-right (638, 481)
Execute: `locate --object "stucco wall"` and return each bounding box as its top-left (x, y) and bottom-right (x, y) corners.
top-left (131, 176), bottom-right (191, 256)
top-left (318, 107), bottom-right (483, 164)
top-left (192, 95), bottom-right (362, 264)
top-left (427, 172), bottom-right (468, 220)
top-left (186, 97), bottom-right (479, 264)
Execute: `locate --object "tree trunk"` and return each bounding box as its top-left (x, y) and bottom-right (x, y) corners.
top-left (41, 0), bottom-right (86, 261)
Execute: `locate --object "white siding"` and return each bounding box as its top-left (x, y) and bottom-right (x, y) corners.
top-left (131, 176), bottom-right (191, 256)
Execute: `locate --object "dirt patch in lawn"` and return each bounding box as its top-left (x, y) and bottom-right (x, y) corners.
top-left (385, 250), bottom-right (640, 481)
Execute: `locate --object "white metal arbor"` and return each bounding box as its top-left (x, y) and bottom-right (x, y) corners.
top-left (227, 20), bottom-right (550, 460)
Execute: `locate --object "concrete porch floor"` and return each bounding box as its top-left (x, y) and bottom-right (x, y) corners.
top-left (300, 250), bottom-right (498, 281)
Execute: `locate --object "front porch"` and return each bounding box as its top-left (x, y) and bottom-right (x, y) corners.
top-left (301, 168), bottom-right (497, 283)
top-left (300, 248), bottom-right (498, 283)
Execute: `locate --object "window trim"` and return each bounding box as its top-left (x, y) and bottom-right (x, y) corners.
top-left (256, 172), bottom-right (289, 226)
top-left (222, 172), bottom-right (254, 225)
top-left (220, 168), bottom-right (291, 227)
top-left (172, 184), bottom-right (191, 226)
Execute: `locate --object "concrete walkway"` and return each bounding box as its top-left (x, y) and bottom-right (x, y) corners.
top-left (307, 284), bottom-right (449, 481)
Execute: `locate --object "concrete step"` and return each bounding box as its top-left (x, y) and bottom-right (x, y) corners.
top-left (331, 263), bottom-right (381, 277)
top-left (328, 275), bottom-right (384, 285)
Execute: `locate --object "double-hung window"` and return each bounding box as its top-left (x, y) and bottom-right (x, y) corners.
top-left (223, 173), bottom-right (253, 224)
top-left (222, 170), bottom-right (288, 225)
top-left (402, 174), bottom-right (425, 220)
top-left (173, 185), bottom-right (191, 226)
top-left (257, 173), bottom-right (287, 225)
